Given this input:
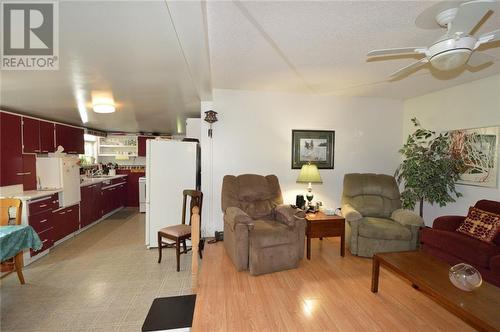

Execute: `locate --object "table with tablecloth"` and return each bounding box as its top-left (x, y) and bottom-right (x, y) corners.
top-left (0, 225), bottom-right (42, 262)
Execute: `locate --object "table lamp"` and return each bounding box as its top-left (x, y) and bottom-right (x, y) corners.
top-left (296, 162), bottom-right (322, 209)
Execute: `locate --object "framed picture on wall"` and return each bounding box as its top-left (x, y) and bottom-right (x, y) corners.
top-left (291, 130), bottom-right (335, 169)
top-left (447, 126), bottom-right (499, 188)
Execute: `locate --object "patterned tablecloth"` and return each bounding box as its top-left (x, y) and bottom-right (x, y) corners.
top-left (0, 225), bottom-right (42, 261)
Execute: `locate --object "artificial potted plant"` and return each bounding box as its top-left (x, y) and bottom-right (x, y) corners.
top-left (395, 118), bottom-right (464, 217)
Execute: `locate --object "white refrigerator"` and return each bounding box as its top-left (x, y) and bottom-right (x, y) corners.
top-left (145, 140), bottom-right (199, 247)
top-left (36, 155), bottom-right (81, 207)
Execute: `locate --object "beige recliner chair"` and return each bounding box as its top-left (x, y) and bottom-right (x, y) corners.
top-left (341, 173), bottom-right (424, 257)
top-left (221, 174), bottom-right (306, 275)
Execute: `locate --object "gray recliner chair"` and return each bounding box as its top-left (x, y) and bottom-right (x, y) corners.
top-left (341, 173), bottom-right (424, 257)
top-left (221, 174), bottom-right (306, 275)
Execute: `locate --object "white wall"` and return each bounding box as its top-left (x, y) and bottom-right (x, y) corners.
top-left (403, 74), bottom-right (500, 226)
top-left (201, 89), bottom-right (403, 236)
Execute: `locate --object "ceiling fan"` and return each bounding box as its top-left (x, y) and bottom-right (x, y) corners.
top-left (367, 0), bottom-right (500, 79)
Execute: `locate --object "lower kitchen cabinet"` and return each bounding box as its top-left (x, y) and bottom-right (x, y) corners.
top-left (80, 183), bottom-right (102, 228)
top-left (53, 204), bottom-right (80, 242)
top-left (30, 227), bottom-right (54, 257)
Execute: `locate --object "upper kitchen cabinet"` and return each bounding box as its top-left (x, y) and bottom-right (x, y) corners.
top-left (0, 112), bottom-right (23, 186)
top-left (22, 117), bottom-right (41, 153)
top-left (22, 118), bottom-right (56, 154)
top-left (55, 124), bottom-right (84, 154)
top-left (39, 121), bottom-right (55, 153)
top-left (138, 136), bottom-right (154, 156)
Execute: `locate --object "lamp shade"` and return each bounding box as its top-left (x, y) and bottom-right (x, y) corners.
top-left (297, 163), bottom-right (322, 183)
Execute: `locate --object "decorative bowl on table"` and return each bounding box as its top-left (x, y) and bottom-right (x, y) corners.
top-left (449, 263), bottom-right (482, 291)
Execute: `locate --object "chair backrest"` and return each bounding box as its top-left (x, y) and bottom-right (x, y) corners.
top-left (221, 174), bottom-right (283, 219)
top-left (475, 200), bottom-right (500, 215)
top-left (341, 173), bottom-right (401, 218)
top-left (0, 199), bottom-right (22, 226)
top-left (182, 190), bottom-right (203, 226)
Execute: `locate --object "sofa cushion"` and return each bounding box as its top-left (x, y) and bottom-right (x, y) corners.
top-left (358, 217), bottom-right (411, 241)
top-left (456, 207), bottom-right (500, 243)
top-left (421, 228), bottom-right (500, 268)
top-left (250, 220), bottom-right (297, 248)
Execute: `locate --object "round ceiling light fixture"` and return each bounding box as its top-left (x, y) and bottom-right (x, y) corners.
top-left (93, 103), bottom-right (116, 114)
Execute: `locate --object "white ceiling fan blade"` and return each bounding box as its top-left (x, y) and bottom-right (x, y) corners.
top-left (467, 52), bottom-right (495, 66)
top-left (389, 58), bottom-right (429, 78)
top-left (475, 29), bottom-right (500, 48)
top-left (448, 0), bottom-right (495, 35)
top-left (367, 47), bottom-right (427, 57)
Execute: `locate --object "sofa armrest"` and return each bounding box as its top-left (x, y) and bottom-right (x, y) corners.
top-left (433, 215), bottom-right (465, 231)
top-left (391, 209), bottom-right (425, 227)
top-left (275, 204), bottom-right (306, 227)
top-left (341, 204), bottom-right (362, 223)
top-left (224, 207), bottom-right (254, 230)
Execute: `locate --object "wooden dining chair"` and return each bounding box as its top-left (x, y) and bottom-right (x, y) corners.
top-left (157, 190), bottom-right (203, 272)
top-left (0, 198), bottom-right (25, 284)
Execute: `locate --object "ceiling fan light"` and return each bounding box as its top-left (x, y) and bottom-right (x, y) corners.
top-left (430, 49), bottom-right (471, 71)
top-left (93, 103), bottom-right (116, 114)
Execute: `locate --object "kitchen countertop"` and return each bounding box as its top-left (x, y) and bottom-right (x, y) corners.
top-left (80, 174), bottom-right (128, 187)
top-left (0, 189), bottom-right (63, 201)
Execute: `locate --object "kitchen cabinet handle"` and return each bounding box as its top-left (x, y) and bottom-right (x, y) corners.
top-left (16, 172), bottom-right (30, 175)
top-left (42, 150), bottom-right (48, 153)
top-left (67, 209), bottom-right (73, 212)
top-left (35, 150), bottom-right (41, 152)
top-left (68, 151), bottom-right (77, 153)
top-left (39, 204), bottom-right (47, 208)
top-left (59, 212), bottom-right (66, 215)
top-left (40, 219), bottom-right (47, 223)
top-left (42, 239), bottom-right (48, 243)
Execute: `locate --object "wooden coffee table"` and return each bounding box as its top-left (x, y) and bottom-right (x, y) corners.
top-left (305, 212), bottom-right (345, 260)
top-left (371, 251), bottom-right (500, 332)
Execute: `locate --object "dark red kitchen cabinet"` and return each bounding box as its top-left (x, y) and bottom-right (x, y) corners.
top-left (30, 227), bottom-right (54, 257)
top-left (117, 170), bottom-right (144, 207)
top-left (0, 112), bottom-right (23, 186)
top-left (39, 121), bottom-right (55, 153)
top-left (55, 124), bottom-right (70, 152)
top-left (22, 117), bottom-right (40, 153)
top-left (81, 184), bottom-right (102, 228)
top-left (28, 210), bottom-right (53, 234)
top-left (73, 127), bottom-right (85, 154)
top-left (80, 185), bottom-right (93, 228)
top-left (118, 183), bottom-right (127, 207)
top-left (66, 205), bottom-right (80, 233)
top-left (138, 136), bottom-right (154, 156)
top-left (22, 154), bottom-right (37, 190)
top-left (55, 124), bottom-right (84, 154)
top-left (53, 204), bottom-right (79, 242)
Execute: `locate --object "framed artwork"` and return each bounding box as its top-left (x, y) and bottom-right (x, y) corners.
top-left (448, 126), bottom-right (499, 188)
top-left (291, 130), bottom-right (335, 169)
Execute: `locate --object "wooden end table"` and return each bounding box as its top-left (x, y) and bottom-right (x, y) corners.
top-left (305, 212), bottom-right (345, 260)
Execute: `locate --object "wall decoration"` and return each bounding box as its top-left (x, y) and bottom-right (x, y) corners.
top-left (292, 130), bottom-right (335, 169)
top-left (448, 126), bottom-right (499, 188)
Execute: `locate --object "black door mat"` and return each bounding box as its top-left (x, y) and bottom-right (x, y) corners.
top-left (142, 294), bottom-right (197, 331)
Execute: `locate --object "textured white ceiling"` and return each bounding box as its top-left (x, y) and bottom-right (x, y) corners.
top-left (207, 0), bottom-right (500, 98)
top-left (1, 1), bottom-right (210, 133)
top-left (1, 1), bottom-right (499, 133)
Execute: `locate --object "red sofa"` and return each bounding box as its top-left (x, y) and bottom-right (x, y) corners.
top-left (421, 199), bottom-right (500, 288)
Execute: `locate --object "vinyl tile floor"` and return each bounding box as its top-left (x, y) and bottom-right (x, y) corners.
top-left (0, 208), bottom-right (192, 332)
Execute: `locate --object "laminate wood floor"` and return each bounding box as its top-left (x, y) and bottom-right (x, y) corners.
top-left (192, 239), bottom-right (475, 332)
